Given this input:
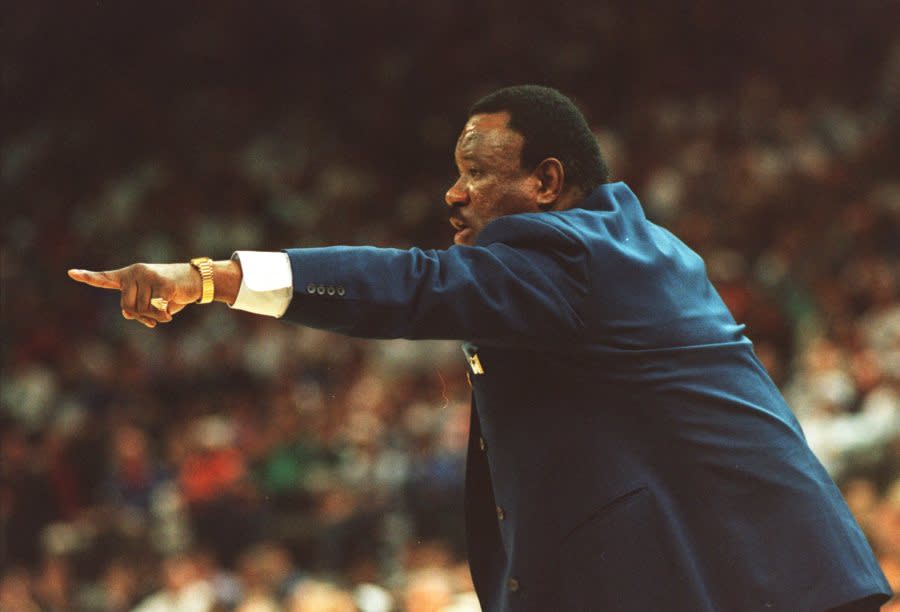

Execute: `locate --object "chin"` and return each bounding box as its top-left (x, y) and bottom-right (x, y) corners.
top-left (453, 227), bottom-right (478, 245)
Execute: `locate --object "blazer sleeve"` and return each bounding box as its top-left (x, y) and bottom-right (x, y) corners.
top-left (281, 213), bottom-right (590, 345)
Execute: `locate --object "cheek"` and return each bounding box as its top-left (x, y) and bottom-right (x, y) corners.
top-left (469, 179), bottom-right (531, 224)
top-left (493, 185), bottom-right (533, 217)
top-left (473, 182), bottom-right (509, 210)
top-left (471, 197), bottom-right (505, 225)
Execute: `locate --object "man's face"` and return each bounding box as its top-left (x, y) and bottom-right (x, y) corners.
top-left (445, 112), bottom-right (541, 245)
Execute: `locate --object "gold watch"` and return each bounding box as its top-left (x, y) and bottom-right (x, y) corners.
top-left (190, 257), bottom-right (215, 304)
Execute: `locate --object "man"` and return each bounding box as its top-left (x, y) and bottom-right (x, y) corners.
top-left (70, 86), bottom-right (891, 611)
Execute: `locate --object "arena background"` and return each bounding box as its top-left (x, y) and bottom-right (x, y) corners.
top-left (2, 2), bottom-right (898, 610)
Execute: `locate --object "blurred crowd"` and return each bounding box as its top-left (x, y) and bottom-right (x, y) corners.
top-left (2, 3), bottom-right (899, 610)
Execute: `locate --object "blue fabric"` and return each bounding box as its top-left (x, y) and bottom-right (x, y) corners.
top-left (283, 183), bottom-right (891, 611)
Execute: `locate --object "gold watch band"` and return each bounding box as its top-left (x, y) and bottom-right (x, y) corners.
top-left (190, 257), bottom-right (215, 304)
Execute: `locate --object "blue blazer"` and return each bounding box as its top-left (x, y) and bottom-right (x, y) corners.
top-left (283, 183), bottom-right (891, 611)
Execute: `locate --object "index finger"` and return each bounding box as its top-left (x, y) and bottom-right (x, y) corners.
top-left (67, 269), bottom-right (123, 290)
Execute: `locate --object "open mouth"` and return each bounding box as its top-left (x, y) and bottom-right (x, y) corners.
top-left (450, 218), bottom-right (473, 243)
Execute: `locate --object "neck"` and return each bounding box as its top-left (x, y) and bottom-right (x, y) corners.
top-left (541, 187), bottom-right (585, 212)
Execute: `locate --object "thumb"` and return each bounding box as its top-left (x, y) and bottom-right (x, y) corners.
top-left (67, 269), bottom-right (122, 290)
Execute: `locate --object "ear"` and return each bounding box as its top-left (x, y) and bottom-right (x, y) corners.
top-left (533, 158), bottom-right (565, 210)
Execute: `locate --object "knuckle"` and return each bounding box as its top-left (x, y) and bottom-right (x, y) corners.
top-left (131, 263), bottom-right (151, 281)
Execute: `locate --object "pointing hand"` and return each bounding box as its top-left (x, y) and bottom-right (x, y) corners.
top-left (68, 263), bottom-right (202, 328)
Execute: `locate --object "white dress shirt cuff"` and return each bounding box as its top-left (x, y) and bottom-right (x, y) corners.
top-left (229, 251), bottom-right (293, 318)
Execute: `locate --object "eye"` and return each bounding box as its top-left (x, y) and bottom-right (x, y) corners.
top-left (468, 168), bottom-right (482, 179)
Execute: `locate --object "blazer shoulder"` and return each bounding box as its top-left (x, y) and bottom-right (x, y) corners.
top-left (475, 211), bottom-right (587, 250)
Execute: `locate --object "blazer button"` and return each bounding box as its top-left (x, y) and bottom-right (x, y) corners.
top-left (507, 577), bottom-right (520, 592)
top-left (479, 436), bottom-right (486, 452)
top-left (336, 286), bottom-right (346, 296)
top-left (326, 286), bottom-right (336, 296)
top-left (496, 506), bottom-right (505, 520)
top-left (306, 283), bottom-right (316, 294)
top-left (316, 285), bottom-right (326, 295)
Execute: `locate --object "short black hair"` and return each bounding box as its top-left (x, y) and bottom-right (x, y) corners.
top-left (469, 85), bottom-right (609, 194)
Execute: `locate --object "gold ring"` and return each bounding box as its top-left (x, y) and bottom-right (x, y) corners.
top-left (150, 297), bottom-right (169, 311)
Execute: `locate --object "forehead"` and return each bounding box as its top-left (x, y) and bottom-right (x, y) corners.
top-left (456, 112), bottom-right (523, 163)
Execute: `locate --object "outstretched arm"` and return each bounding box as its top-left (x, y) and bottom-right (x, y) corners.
top-left (68, 259), bottom-right (243, 328)
top-left (281, 214), bottom-right (590, 345)
top-left (68, 214), bottom-right (589, 344)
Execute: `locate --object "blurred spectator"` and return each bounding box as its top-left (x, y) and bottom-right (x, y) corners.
top-left (0, 568), bottom-right (42, 612)
top-left (0, 427), bottom-right (56, 570)
top-left (32, 555), bottom-right (72, 612)
top-left (76, 557), bottom-right (142, 612)
top-left (403, 567), bottom-right (455, 612)
top-left (287, 579), bottom-right (358, 612)
top-left (103, 424), bottom-right (168, 521)
top-left (179, 415), bottom-right (263, 565)
top-left (131, 554), bottom-right (215, 612)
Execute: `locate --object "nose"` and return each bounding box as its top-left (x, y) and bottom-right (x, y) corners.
top-left (445, 178), bottom-right (467, 207)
